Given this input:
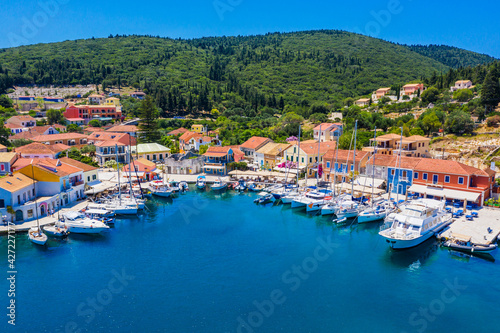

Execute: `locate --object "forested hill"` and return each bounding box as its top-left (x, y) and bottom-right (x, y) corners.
top-left (405, 44), bottom-right (497, 69)
top-left (0, 30), bottom-right (490, 114)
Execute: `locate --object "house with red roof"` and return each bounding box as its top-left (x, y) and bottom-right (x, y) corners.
top-left (8, 124), bottom-right (66, 141)
top-left (30, 133), bottom-right (88, 146)
top-left (313, 123), bottom-right (343, 142)
top-left (179, 131), bottom-right (217, 152)
top-left (167, 127), bottom-right (189, 136)
top-left (106, 125), bottom-right (139, 137)
top-left (64, 103), bottom-right (122, 124)
top-left (202, 146), bottom-right (234, 175)
top-left (121, 158), bottom-right (158, 182)
top-left (15, 142), bottom-right (70, 159)
top-left (322, 149), bottom-right (370, 182)
top-left (87, 132), bottom-right (134, 165)
top-left (239, 136), bottom-right (273, 165)
top-left (6, 115), bottom-right (36, 131)
top-left (400, 83), bottom-right (425, 99)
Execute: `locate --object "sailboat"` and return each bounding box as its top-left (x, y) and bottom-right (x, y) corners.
top-left (28, 164), bottom-right (48, 245)
top-left (282, 125), bottom-right (302, 204)
top-left (43, 193), bottom-right (69, 237)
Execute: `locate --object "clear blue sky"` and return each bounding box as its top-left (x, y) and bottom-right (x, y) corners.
top-left (1, 0), bottom-right (499, 57)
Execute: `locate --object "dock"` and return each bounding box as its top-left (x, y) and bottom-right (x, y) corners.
top-left (0, 200), bottom-right (89, 235)
top-left (437, 207), bottom-right (500, 245)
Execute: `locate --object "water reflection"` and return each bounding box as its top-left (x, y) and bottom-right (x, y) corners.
top-left (382, 237), bottom-right (439, 269)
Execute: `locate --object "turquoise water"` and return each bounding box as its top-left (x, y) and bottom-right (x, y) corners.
top-left (2, 188), bottom-right (500, 332)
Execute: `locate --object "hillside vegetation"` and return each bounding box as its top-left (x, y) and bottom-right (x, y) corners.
top-left (405, 44), bottom-right (497, 69)
top-left (0, 30), bottom-right (453, 114)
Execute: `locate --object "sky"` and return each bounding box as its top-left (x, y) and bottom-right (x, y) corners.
top-left (1, 0), bottom-right (499, 57)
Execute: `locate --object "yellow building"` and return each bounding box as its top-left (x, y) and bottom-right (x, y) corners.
top-left (104, 97), bottom-right (121, 107)
top-left (191, 124), bottom-right (206, 134)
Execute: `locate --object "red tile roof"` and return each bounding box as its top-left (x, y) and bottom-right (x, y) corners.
top-left (15, 142), bottom-right (69, 156)
top-left (313, 123), bottom-right (336, 131)
top-left (59, 157), bottom-right (98, 172)
top-left (323, 149), bottom-right (369, 163)
top-left (299, 141), bottom-right (336, 155)
top-left (106, 125), bottom-right (139, 133)
top-left (31, 133), bottom-right (87, 142)
top-left (168, 127), bottom-right (189, 135)
top-left (94, 141), bottom-right (126, 147)
top-left (240, 136), bottom-right (272, 150)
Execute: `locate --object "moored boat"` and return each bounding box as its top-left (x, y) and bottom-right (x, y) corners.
top-left (442, 234), bottom-right (498, 254)
top-left (28, 227), bottom-right (48, 245)
top-left (196, 176), bottom-right (206, 189)
top-left (211, 178), bottom-right (227, 190)
top-left (43, 224), bottom-right (69, 237)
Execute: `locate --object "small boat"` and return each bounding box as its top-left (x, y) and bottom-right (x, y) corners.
top-left (211, 178), bottom-right (227, 191)
top-left (443, 234), bottom-right (498, 254)
top-left (196, 176), bottom-right (206, 189)
top-left (149, 180), bottom-right (173, 198)
top-left (28, 227), bottom-right (48, 245)
top-left (281, 190), bottom-right (301, 204)
top-left (254, 193), bottom-right (274, 204)
top-left (357, 207), bottom-right (388, 223)
top-left (248, 182), bottom-right (265, 192)
top-left (169, 180), bottom-right (181, 192)
top-left (85, 208), bottom-right (116, 225)
top-left (60, 212), bottom-right (110, 234)
top-left (43, 224), bottom-right (69, 237)
top-left (333, 217), bottom-right (347, 224)
top-left (179, 181), bottom-right (189, 191)
top-left (234, 179), bottom-right (247, 192)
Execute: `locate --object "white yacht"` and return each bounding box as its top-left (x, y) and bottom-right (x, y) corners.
top-left (358, 200), bottom-right (394, 223)
top-left (320, 194), bottom-right (352, 215)
top-left (281, 190), bottom-right (301, 204)
top-left (211, 178), bottom-right (227, 190)
top-left (59, 212), bottom-right (110, 234)
top-left (149, 180), bottom-right (173, 198)
top-left (378, 199), bottom-right (451, 249)
top-left (334, 200), bottom-right (363, 218)
top-left (291, 190), bottom-right (328, 209)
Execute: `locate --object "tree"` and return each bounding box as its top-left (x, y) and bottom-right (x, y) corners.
top-left (10, 139), bottom-right (33, 147)
top-left (481, 70), bottom-right (500, 112)
top-left (445, 110), bottom-right (474, 135)
top-left (88, 119), bottom-right (101, 127)
top-left (138, 96), bottom-right (160, 143)
top-left (453, 89), bottom-right (473, 102)
top-left (46, 109), bottom-right (64, 125)
top-left (66, 124), bottom-right (82, 133)
top-left (420, 112), bottom-right (442, 136)
top-left (343, 97), bottom-right (354, 107)
top-left (0, 95), bottom-right (13, 108)
top-left (199, 144), bottom-right (210, 155)
top-left (486, 115), bottom-right (500, 127)
top-left (309, 113), bottom-right (328, 124)
top-left (0, 124), bottom-right (10, 146)
top-left (420, 87), bottom-right (440, 105)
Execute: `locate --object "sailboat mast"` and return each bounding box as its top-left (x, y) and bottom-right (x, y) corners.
top-left (296, 125), bottom-right (301, 186)
top-left (352, 120), bottom-right (357, 197)
top-left (31, 163), bottom-right (40, 232)
top-left (116, 144), bottom-right (121, 205)
top-left (396, 127), bottom-right (403, 204)
top-left (371, 127), bottom-right (377, 207)
top-left (316, 125), bottom-right (321, 185)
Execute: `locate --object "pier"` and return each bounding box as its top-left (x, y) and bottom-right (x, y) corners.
top-left (438, 207), bottom-right (500, 245)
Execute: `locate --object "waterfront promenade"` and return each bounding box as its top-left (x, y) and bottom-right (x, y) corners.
top-left (0, 200), bottom-right (88, 234)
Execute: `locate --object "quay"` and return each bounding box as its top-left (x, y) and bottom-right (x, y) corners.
top-left (0, 200), bottom-right (89, 234)
top-left (438, 207), bottom-right (500, 245)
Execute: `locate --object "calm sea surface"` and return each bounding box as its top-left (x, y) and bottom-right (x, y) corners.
top-left (2, 188), bottom-right (500, 332)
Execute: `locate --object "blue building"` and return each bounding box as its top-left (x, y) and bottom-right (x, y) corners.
top-left (386, 157), bottom-right (422, 195)
top-left (202, 147), bottom-right (234, 175)
top-left (43, 97), bottom-right (64, 102)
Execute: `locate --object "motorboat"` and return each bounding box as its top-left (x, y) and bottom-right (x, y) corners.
top-left (179, 181), bottom-right (189, 191)
top-left (291, 190), bottom-right (330, 209)
top-left (271, 185), bottom-right (298, 200)
top-left (281, 190), bottom-right (302, 204)
top-left (59, 211), bottom-right (110, 234)
top-left (211, 178), bottom-right (227, 191)
top-left (88, 201), bottom-right (138, 215)
top-left (358, 200), bottom-right (394, 223)
top-left (196, 176), bottom-right (206, 189)
top-left (28, 227), bottom-right (48, 245)
top-left (43, 224), bottom-right (69, 237)
top-left (169, 181), bottom-right (181, 192)
top-left (149, 180), bottom-right (173, 198)
top-left (85, 208), bottom-right (116, 225)
top-left (379, 199), bottom-right (452, 249)
top-left (442, 234), bottom-right (498, 255)
top-left (254, 192), bottom-right (274, 204)
top-left (248, 182), bottom-right (265, 192)
top-left (234, 179), bottom-right (247, 192)
top-left (306, 195), bottom-right (333, 212)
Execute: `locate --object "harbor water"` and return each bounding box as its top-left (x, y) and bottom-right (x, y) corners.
top-left (2, 188), bottom-right (500, 332)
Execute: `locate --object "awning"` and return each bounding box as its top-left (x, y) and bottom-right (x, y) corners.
top-left (407, 184), bottom-right (481, 202)
top-left (355, 176), bottom-right (385, 188)
top-left (203, 165), bottom-right (225, 170)
top-left (84, 181), bottom-right (116, 195)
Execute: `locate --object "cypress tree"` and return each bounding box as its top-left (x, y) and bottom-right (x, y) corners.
top-left (138, 96), bottom-right (160, 143)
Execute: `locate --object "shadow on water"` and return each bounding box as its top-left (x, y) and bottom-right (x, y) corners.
top-left (381, 237), bottom-right (440, 269)
top-left (441, 246), bottom-right (496, 263)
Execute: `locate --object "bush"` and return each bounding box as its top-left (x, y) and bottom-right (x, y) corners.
top-left (486, 115), bottom-right (500, 127)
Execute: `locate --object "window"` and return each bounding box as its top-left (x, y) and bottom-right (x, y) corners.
top-left (402, 170), bottom-right (407, 177)
top-left (391, 169), bottom-right (395, 176)
top-left (0, 164), bottom-right (4, 171)
top-left (414, 172), bottom-right (418, 179)
top-left (326, 162), bottom-right (330, 169)
top-left (309, 157), bottom-right (312, 163)
top-left (17, 195), bottom-right (20, 205)
top-left (0, 199), bottom-right (4, 208)
top-left (444, 175), bottom-right (450, 183)
top-left (351, 165), bottom-right (354, 171)
top-left (32, 188), bottom-right (35, 196)
top-left (458, 177), bottom-right (464, 185)
top-left (433, 175), bottom-right (438, 184)
top-left (301, 157), bottom-right (304, 163)
top-left (88, 176), bottom-right (90, 182)
top-left (93, 175), bottom-right (97, 180)
top-left (423, 173), bottom-right (428, 180)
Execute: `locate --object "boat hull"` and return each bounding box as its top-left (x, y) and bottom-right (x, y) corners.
top-left (43, 225), bottom-right (69, 237)
top-left (152, 191), bottom-right (172, 198)
top-left (443, 242), bottom-right (498, 254)
top-left (67, 226), bottom-right (109, 234)
top-left (358, 211), bottom-right (386, 223)
top-left (380, 231), bottom-right (435, 250)
top-left (28, 230), bottom-right (48, 245)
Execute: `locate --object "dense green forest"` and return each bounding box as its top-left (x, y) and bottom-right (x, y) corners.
top-left (0, 30), bottom-right (459, 115)
top-left (405, 44), bottom-right (497, 69)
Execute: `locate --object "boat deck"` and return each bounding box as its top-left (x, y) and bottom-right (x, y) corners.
top-left (0, 200), bottom-right (89, 234)
top-left (437, 207), bottom-right (500, 245)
